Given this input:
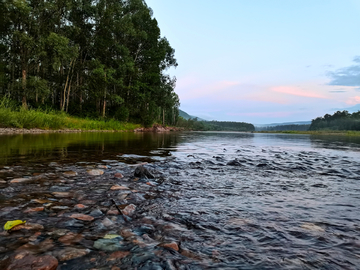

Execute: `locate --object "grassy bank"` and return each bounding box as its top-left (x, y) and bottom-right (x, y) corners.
top-left (0, 102), bottom-right (140, 131)
top-left (256, 130), bottom-right (360, 136)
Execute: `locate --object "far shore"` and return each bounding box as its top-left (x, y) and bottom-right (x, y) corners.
top-left (255, 130), bottom-right (360, 136)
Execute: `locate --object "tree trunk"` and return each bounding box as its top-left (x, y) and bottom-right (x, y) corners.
top-left (163, 109), bottom-right (165, 126)
top-left (22, 69), bottom-right (27, 109)
top-left (102, 72), bottom-right (107, 117)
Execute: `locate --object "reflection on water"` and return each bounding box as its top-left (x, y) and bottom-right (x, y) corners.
top-left (0, 132), bottom-right (182, 166)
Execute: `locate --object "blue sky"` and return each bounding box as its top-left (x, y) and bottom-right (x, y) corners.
top-left (146, 0), bottom-right (360, 124)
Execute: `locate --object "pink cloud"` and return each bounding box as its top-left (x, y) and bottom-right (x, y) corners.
top-left (270, 86), bottom-right (328, 99)
top-left (346, 96), bottom-right (360, 105)
top-left (227, 111), bottom-right (292, 118)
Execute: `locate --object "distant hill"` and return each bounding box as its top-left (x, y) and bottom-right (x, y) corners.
top-left (255, 121), bottom-right (311, 128)
top-left (178, 109), bottom-right (206, 121)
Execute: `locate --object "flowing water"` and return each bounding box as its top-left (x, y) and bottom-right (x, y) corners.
top-left (0, 132), bottom-right (360, 269)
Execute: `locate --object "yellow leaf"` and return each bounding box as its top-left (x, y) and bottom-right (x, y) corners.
top-left (4, 220), bottom-right (26, 231)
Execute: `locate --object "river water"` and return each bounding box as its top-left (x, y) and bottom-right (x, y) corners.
top-left (0, 132), bottom-right (360, 269)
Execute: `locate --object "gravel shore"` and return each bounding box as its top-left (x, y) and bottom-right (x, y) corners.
top-left (0, 126), bottom-right (182, 135)
top-left (0, 128), bottom-right (114, 135)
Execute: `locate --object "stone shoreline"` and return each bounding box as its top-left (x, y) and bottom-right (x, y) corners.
top-left (0, 126), bottom-right (183, 135)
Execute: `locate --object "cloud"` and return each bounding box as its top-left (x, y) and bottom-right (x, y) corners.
top-left (227, 111), bottom-right (292, 118)
top-left (329, 90), bottom-right (346, 93)
top-left (346, 96), bottom-right (360, 105)
top-left (327, 56), bottom-right (360, 87)
top-left (270, 86), bottom-right (328, 99)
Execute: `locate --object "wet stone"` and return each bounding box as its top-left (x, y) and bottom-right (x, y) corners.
top-left (69, 213), bottom-right (94, 221)
top-left (107, 210), bottom-right (120, 215)
top-left (51, 206), bottom-right (69, 210)
top-left (87, 169), bottom-right (104, 176)
top-left (53, 247), bottom-right (90, 261)
top-left (134, 166), bottom-right (155, 179)
top-left (110, 184), bottom-right (129, 190)
top-left (93, 238), bottom-right (125, 252)
top-left (90, 209), bottom-right (103, 217)
top-left (107, 251), bottom-right (130, 261)
top-left (114, 173), bottom-right (124, 178)
top-left (52, 192), bottom-right (71, 198)
top-left (121, 204), bottom-right (136, 216)
top-left (159, 242), bottom-right (179, 251)
top-left (10, 178), bottom-right (32, 184)
top-left (11, 223), bottom-right (44, 231)
top-left (58, 232), bottom-right (83, 245)
top-left (101, 217), bottom-right (114, 227)
top-left (49, 186), bottom-right (71, 192)
top-left (63, 171), bottom-right (78, 177)
top-left (74, 204), bottom-right (87, 209)
top-left (24, 207), bottom-right (44, 213)
top-left (1, 252), bottom-right (58, 270)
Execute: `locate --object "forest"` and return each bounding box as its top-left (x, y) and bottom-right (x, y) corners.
top-left (0, 0), bottom-right (179, 126)
top-left (309, 110), bottom-right (360, 131)
top-left (257, 124), bottom-right (310, 132)
top-left (176, 117), bottom-right (255, 132)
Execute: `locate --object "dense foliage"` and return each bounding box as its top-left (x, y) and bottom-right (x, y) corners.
top-left (257, 124), bottom-right (310, 131)
top-left (0, 0), bottom-right (179, 126)
top-left (309, 110), bottom-right (360, 131)
top-left (177, 117), bottom-right (255, 132)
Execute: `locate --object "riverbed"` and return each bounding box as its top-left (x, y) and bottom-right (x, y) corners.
top-left (0, 132), bottom-right (359, 269)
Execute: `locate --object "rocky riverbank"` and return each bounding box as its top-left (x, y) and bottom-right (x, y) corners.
top-left (0, 125), bottom-right (182, 135)
top-left (0, 163), bottom-right (202, 269)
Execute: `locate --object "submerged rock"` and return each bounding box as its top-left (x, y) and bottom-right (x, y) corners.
top-left (53, 247), bottom-right (90, 261)
top-left (226, 159), bottom-right (242, 166)
top-left (69, 213), bottom-right (94, 221)
top-left (134, 166), bottom-right (154, 179)
top-left (122, 204), bottom-right (136, 216)
top-left (93, 238), bottom-right (125, 252)
top-left (0, 252), bottom-right (58, 270)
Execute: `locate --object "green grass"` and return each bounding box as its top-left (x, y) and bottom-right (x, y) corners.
top-left (0, 99), bottom-right (140, 131)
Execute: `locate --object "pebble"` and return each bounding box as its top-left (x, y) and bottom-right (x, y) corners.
top-left (11, 223), bottom-right (44, 231)
top-left (93, 238), bottom-right (125, 252)
top-left (24, 207), bottom-right (44, 213)
top-left (51, 206), bottom-right (69, 210)
top-left (69, 213), bottom-right (95, 221)
top-left (114, 173), bottom-right (124, 178)
top-left (110, 184), bottom-right (129, 190)
top-left (90, 209), bottom-right (103, 217)
top-left (74, 204), bottom-right (87, 209)
top-left (87, 169), bottom-right (104, 176)
top-left (52, 192), bottom-right (71, 198)
top-left (54, 247), bottom-right (90, 261)
top-left (10, 178), bottom-right (32, 183)
top-left (122, 204), bottom-right (136, 216)
top-left (301, 223), bottom-right (325, 232)
top-left (102, 217), bottom-right (114, 227)
top-left (58, 232), bottom-right (83, 245)
top-left (63, 171), bottom-right (78, 177)
top-left (159, 242), bottom-right (179, 251)
top-left (107, 251), bottom-right (130, 261)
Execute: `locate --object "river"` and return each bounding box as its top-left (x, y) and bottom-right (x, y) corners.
top-left (0, 132), bottom-right (359, 269)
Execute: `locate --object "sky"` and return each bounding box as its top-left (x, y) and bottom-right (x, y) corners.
top-left (146, 0), bottom-right (360, 124)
